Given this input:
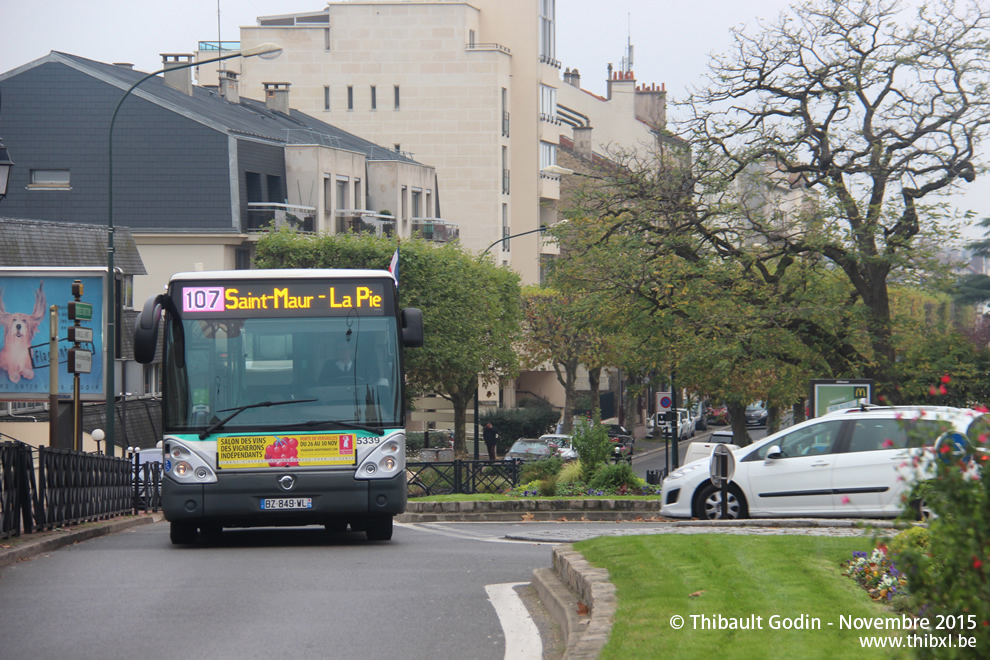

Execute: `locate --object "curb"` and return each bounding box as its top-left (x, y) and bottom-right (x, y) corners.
top-left (532, 544), bottom-right (616, 660)
top-left (0, 512), bottom-right (164, 570)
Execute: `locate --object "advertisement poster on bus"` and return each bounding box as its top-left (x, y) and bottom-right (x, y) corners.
top-left (216, 433), bottom-right (358, 469)
top-left (0, 270), bottom-right (105, 401)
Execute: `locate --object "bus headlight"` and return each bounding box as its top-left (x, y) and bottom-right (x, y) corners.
top-left (164, 437), bottom-right (218, 484)
top-left (356, 432), bottom-right (405, 479)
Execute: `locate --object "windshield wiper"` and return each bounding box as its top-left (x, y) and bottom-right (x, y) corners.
top-left (199, 399), bottom-right (317, 439)
top-left (283, 419), bottom-right (385, 436)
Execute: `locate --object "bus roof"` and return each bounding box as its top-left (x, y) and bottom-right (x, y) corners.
top-left (169, 269), bottom-right (394, 282)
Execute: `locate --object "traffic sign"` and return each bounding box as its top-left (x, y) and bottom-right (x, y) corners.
top-left (68, 301), bottom-right (93, 321)
top-left (710, 443), bottom-right (736, 488)
top-left (656, 392), bottom-right (672, 412)
top-left (67, 348), bottom-right (92, 374)
top-left (67, 326), bottom-right (93, 343)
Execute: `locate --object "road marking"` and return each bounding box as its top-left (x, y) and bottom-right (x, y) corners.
top-left (485, 582), bottom-right (542, 660)
top-left (396, 522), bottom-right (553, 544)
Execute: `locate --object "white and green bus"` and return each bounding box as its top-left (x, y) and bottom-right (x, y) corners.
top-left (133, 269), bottom-right (423, 544)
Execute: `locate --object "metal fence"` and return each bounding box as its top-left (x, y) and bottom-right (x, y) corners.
top-left (406, 459), bottom-right (522, 497)
top-left (0, 441), bottom-right (161, 540)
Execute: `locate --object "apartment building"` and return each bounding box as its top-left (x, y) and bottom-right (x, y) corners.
top-left (212, 0), bottom-right (669, 286)
top-left (0, 51), bottom-right (439, 305)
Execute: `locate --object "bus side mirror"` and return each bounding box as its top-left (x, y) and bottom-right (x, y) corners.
top-left (134, 294), bottom-right (165, 364)
top-left (401, 307), bottom-right (424, 348)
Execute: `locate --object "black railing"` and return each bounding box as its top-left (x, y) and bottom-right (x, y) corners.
top-left (406, 459), bottom-right (522, 497)
top-left (0, 441), bottom-right (155, 539)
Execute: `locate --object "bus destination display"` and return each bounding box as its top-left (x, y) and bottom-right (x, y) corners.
top-left (177, 280), bottom-right (389, 318)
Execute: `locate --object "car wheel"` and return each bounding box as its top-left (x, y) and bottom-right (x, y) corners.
top-left (365, 516), bottom-right (393, 541)
top-left (169, 521), bottom-right (198, 545)
top-left (911, 497), bottom-right (937, 522)
top-left (694, 483), bottom-right (747, 520)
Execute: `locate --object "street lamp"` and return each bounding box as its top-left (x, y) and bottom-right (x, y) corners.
top-left (0, 137), bottom-right (13, 202)
top-left (481, 225), bottom-right (551, 257)
top-left (104, 42), bottom-right (282, 456)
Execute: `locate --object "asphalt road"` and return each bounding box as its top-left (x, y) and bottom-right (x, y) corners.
top-left (0, 521), bottom-right (555, 660)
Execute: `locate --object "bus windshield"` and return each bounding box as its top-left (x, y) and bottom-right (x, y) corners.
top-left (163, 314), bottom-right (403, 434)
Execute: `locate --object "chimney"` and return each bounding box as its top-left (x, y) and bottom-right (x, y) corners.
top-left (264, 82), bottom-right (291, 114)
top-left (634, 82), bottom-right (667, 130)
top-left (219, 69), bottom-right (240, 104)
top-left (573, 126), bottom-right (594, 159)
top-left (161, 54), bottom-right (194, 96)
top-left (569, 68), bottom-right (581, 89)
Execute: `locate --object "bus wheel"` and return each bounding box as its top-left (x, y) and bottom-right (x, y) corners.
top-left (170, 521), bottom-right (198, 545)
top-left (366, 517), bottom-right (393, 541)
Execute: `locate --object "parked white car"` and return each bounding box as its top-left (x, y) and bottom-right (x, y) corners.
top-left (661, 405), bottom-right (988, 520)
top-left (648, 409), bottom-right (695, 440)
top-left (540, 434), bottom-right (577, 461)
top-left (681, 440), bottom-right (741, 465)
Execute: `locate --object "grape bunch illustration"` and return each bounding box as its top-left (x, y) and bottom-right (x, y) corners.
top-left (265, 437), bottom-right (299, 467)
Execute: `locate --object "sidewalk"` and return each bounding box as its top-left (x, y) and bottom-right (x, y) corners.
top-left (0, 511), bottom-right (163, 571)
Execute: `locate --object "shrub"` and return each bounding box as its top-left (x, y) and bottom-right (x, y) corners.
top-left (894, 402), bottom-right (990, 655)
top-left (537, 477), bottom-right (558, 497)
top-left (572, 415), bottom-right (612, 482)
top-left (556, 460), bottom-right (583, 485)
top-left (519, 456), bottom-right (563, 483)
top-left (887, 526), bottom-right (930, 562)
top-left (590, 462), bottom-right (639, 491)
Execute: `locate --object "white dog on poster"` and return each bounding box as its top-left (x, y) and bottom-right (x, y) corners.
top-left (0, 281), bottom-right (46, 383)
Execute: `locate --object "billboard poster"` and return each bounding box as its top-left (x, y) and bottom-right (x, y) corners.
top-left (0, 270), bottom-right (106, 401)
top-left (809, 379), bottom-right (873, 418)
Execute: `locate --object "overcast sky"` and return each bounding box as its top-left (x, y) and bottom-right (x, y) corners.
top-left (2, 0), bottom-right (986, 232)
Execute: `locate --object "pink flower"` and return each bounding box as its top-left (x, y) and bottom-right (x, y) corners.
top-left (929, 386), bottom-right (938, 396)
top-left (941, 375), bottom-right (952, 385)
top-left (841, 496), bottom-right (851, 505)
top-left (939, 384), bottom-right (948, 395)
top-left (882, 438), bottom-right (895, 448)
top-left (974, 557), bottom-right (983, 570)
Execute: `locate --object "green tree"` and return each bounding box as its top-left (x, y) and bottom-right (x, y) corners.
top-left (255, 228), bottom-right (522, 453)
top-left (684, 0), bottom-right (990, 400)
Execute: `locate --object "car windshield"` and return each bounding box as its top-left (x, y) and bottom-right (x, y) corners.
top-left (746, 403), bottom-right (765, 412)
top-left (510, 440), bottom-right (549, 452)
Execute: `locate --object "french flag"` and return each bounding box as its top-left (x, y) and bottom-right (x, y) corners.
top-left (388, 248), bottom-right (399, 288)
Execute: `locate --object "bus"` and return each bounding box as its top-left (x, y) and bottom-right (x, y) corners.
top-left (133, 269), bottom-right (423, 544)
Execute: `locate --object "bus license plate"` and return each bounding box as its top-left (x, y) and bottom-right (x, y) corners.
top-left (261, 498), bottom-right (313, 510)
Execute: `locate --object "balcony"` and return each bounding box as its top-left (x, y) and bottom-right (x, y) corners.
top-left (246, 203), bottom-right (316, 233)
top-left (411, 218), bottom-right (460, 243)
top-left (336, 210), bottom-right (396, 237)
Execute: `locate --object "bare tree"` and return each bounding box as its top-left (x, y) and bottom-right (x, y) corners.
top-left (683, 0), bottom-right (990, 399)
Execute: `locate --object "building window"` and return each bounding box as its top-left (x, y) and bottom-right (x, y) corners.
top-left (29, 169), bottom-right (70, 189)
top-left (401, 186), bottom-right (408, 221)
top-left (347, 86), bottom-right (354, 110)
top-left (245, 172), bottom-right (263, 203)
top-left (336, 177), bottom-right (348, 210)
top-left (324, 27), bottom-right (331, 51)
top-left (236, 248), bottom-right (251, 271)
top-left (324, 85), bottom-right (330, 111)
top-left (501, 88), bottom-right (509, 137)
top-left (354, 179), bottom-right (362, 209)
top-left (540, 84), bottom-right (557, 122)
top-left (324, 177), bottom-right (333, 211)
top-left (540, 141), bottom-right (557, 170)
top-left (502, 147), bottom-right (510, 195)
top-left (540, 0), bottom-right (556, 61)
top-left (411, 189), bottom-right (422, 218)
top-left (394, 85), bottom-right (400, 110)
top-left (394, 144), bottom-right (401, 153)
top-left (501, 204), bottom-right (509, 253)
top-left (469, 30), bottom-right (476, 47)
top-left (425, 191), bottom-right (432, 218)
top-left (267, 175), bottom-right (284, 203)
top-left (144, 363), bottom-right (161, 397)
top-left (370, 85), bottom-right (377, 110)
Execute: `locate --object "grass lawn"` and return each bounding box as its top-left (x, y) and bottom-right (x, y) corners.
top-left (576, 534), bottom-right (909, 659)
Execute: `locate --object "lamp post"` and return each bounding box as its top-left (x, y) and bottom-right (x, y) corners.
top-left (481, 225), bottom-right (550, 257)
top-left (104, 42), bottom-right (282, 456)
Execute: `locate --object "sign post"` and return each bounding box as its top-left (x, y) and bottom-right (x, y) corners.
top-left (66, 280), bottom-right (92, 451)
top-left (710, 444), bottom-right (736, 519)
